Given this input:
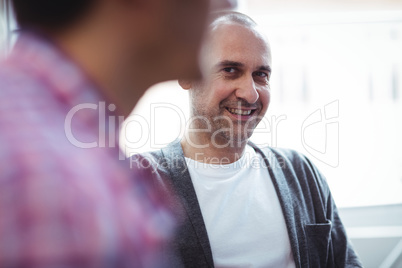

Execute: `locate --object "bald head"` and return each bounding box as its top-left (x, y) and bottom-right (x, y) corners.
top-left (208, 11), bottom-right (257, 30)
top-left (198, 12), bottom-right (271, 79)
top-left (202, 11), bottom-right (269, 59)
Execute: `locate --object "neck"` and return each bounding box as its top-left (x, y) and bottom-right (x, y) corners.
top-left (181, 131), bottom-right (248, 164)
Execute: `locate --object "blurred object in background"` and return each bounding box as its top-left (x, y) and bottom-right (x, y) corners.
top-left (0, 0), bottom-right (237, 267)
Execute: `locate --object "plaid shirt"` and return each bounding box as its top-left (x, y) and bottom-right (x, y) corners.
top-left (0, 33), bottom-right (174, 268)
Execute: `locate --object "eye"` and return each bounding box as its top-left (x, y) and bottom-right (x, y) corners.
top-left (223, 67), bottom-right (236, 73)
top-left (254, 71), bottom-right (269, 79)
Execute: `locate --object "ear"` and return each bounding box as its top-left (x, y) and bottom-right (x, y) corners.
top-left (178, 79), bottom-right (193, 90)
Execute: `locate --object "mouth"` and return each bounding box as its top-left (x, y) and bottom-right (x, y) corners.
top-left (225, 107), bottom-right (257, 117)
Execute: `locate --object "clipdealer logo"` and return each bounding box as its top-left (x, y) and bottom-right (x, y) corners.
top-left (301, 100), bottom-right (339, 167)
top-left (64, 100), bottom-right (340, 167)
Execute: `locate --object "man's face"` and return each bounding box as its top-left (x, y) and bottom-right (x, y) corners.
top-left (189, 22), bottom-right (272, 146)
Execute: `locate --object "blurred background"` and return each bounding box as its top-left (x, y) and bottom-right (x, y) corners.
top-left (1, 0), bottom-right (402, 266)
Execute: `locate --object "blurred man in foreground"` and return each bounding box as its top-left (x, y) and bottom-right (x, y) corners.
top-left (132, 12), bottom-right (362, 267)
top-left (0, 0), bottom-right (235, 267)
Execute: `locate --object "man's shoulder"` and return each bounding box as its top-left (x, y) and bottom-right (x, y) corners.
top-left (130, 145), bottom-right (185, 219)
top-left (0, 57), bottom-right (54, 123)
top-left (130, 148), bottom-right (179, 180)
top-left (254, 144), bottom-right (310, 168)
top-left (131, 146), bottom-right (175, 166)
top-left (131, 140), bottom-right (183, 167)
top-left (253, 144), bottom-right (329, 188)
top-left (129, 141), bottom-right (190, 192)
top-left (0, 57), bottom-right (39, 93)
top-left (130, 149), bottom-right (164, 172)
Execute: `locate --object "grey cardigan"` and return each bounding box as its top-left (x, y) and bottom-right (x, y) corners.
top-left (132, 141), bottom-right (362, 268)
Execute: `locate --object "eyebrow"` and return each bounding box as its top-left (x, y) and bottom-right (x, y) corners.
top-left (258, 65), bottom-right (272, 73)
top-left (215, 60), bottom-right (271, 73)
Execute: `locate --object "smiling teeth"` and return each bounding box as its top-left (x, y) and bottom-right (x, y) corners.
top-left (227, 108), bottom-right (252, 115)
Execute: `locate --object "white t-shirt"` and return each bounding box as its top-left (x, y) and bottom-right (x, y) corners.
top-left (185, 145), bottom-right (296, 268)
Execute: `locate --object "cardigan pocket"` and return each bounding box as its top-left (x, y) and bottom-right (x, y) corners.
top-left (304, 220), bottom-right (333, 268)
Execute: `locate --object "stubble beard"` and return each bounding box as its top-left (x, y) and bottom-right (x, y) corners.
top-left (191, 104), bottom-right (259, 149)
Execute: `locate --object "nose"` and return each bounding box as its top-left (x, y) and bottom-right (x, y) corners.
top-left (235, 75), bottom-right (259, 104)
top-left (210, 0), bottom-right (238, 11)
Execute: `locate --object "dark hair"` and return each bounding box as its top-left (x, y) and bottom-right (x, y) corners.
top-left (12, 0), bottom-right (96, 31)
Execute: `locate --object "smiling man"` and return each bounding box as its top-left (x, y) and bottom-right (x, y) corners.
top-left (132, 12), bottom-right (362, 267)
top-left (180, 13), bottom-right (271, 163)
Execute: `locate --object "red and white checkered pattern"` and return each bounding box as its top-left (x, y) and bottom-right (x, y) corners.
top-left (0, 33), bottom-right (174, 268)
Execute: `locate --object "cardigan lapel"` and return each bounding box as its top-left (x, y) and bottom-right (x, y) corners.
top-left (161, 140), bottom-right (307, 268)
top-left (161, 141), bottom-right (214, 267)
top-left (248, 142), bottom-right (303, 268)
